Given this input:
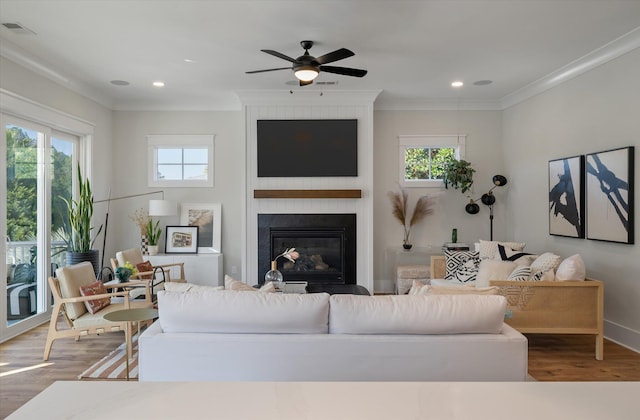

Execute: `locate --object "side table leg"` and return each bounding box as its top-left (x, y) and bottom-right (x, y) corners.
top-left (125, 321), bottom-right (131, 381)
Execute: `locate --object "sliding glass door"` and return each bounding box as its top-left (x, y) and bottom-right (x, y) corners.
top-left (2, 115), bottom-right (77, 339)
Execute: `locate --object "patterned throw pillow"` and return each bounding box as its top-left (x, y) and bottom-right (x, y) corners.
top-left (79, 281), bottom-right (111, 314)
top-left (494, 244), bottom-right (535, 265)
top-left (530, 252), bottom-right (562, 273)
top-left (479, 240), bottom-right (526, 259)
top-left (136, 261), bottom-right (154, 279)
top-left (508, 266), bottom-right (532, 281)
top-left (445, 250), bottom-right (481, 284)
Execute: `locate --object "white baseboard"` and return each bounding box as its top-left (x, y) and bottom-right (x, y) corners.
top-left (604, 320), bottom-right (640, 354)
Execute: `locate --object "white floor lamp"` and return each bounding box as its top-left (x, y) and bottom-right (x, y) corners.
top-left (94, 190), bottom-right (176, 270)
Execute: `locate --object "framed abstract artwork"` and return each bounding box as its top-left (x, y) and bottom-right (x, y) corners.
top-left (586, 146), bottom-right (634, 244)
top-left (548, 155), bottom-right (585, 238)
top-left (165, 226), bottom-right (199, 254)
top-left (180, 203), bottom-right (222, 253)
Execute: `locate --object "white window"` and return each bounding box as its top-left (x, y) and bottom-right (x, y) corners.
top-left (147, 134), bottom-right (215, 187)
top-left (398, 135), bottom-right (466, 188)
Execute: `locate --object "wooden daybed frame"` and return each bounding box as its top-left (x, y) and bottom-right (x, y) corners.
top-left (430, 256), bottom-right (604, 360)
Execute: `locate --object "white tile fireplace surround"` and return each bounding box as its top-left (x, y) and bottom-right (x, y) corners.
top-left (238, 90), bottom-right (380, 292)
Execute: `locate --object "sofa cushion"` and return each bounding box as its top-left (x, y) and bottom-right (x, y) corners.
top-left (329, 294), bottom-right (506, 335)
top-left (157, 290), bottom-right (330, 334)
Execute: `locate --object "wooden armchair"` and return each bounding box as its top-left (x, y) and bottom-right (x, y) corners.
top-left (43, 261), bottom-right (153, 361)
top-left (116, 248), bottom-right (185, 283)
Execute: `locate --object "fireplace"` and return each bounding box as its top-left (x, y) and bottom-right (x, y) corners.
top-left (258, 214), bottom-right (356, 285)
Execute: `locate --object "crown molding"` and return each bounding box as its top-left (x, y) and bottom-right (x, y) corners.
top-left (235, 89), bottom-right (381, 106)
top-left (501, 26), bottom-right (640, 109)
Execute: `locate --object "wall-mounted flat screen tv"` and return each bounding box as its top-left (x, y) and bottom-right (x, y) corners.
top-left (257, 119), bottom-right (358, 177)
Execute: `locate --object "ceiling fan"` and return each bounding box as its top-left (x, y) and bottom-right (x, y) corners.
top-left (246, 40), bottom-right (367, 86)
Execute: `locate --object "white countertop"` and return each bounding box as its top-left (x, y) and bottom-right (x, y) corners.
top-left (8, 381), bottom-right (639, 419)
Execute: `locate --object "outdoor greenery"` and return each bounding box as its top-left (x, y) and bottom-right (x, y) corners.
top-left (404, 147), bottom-right (454, 180)
top-left (6, 126), bottom-right (72, 243)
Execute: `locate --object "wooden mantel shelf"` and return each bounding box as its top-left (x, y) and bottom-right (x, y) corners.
top-left (254, 189), bottom-right (362, 199)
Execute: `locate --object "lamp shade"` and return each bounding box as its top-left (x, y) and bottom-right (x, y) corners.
top-left (149, 199), bottom-right (176, 216)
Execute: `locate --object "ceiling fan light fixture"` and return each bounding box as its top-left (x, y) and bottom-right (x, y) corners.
top-left (294, 66), bottom-right (319, 82)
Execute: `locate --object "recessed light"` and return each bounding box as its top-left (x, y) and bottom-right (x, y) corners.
top-left (184, 58), bottom-right (196, 63)
top-left (473, 80), bottom-right (493, 86)
top-left (110, 80), bottom-right (130, 86)
top-left (153, 81), bottom-right (165, 87)
top-left (451, 81), bottom-right (464, 88)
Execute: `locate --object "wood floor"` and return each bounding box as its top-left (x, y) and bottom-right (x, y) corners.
top-left (1, 323), bottom-right (640, 418)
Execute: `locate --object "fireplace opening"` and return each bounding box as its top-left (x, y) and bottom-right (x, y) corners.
top-left (258, 214), bottom-right (356, 285)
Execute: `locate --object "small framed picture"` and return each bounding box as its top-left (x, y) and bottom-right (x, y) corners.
top-left (165, 226), bottom-right (199, 254)
top-left (180, 203), bottom-right (222, 253)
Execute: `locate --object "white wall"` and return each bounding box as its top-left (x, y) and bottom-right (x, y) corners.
top-left (110, 111), bottom-right (244, 277)
top-left (373, 110), bottom-right (503, 292)
top-left (502, 48), bottom-right (640, 351)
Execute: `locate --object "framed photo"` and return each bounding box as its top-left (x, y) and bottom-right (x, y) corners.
top-left (586, 146), bottom-right (634, 244)
top-left (180, 203), bottom-right (222, 253)
top-left (165, 226), bottom-right (199, 254)
top-left (548, 155), bottom-right (585, 238)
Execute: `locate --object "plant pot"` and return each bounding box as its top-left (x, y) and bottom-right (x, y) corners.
top-left (66, 249), bottom-right (100, 277)
top-left (148, 245), bottom-right (159, 256)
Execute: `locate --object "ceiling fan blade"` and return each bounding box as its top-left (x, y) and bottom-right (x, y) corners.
top-left (315, 48), bottom-right (354, 65)
top-left (245, 67), bottom-right (291, 74)
top-left (299, 79), bottom-right (314, 86)
top-left (261, 49), bottom-right (298, 63)
top-left (319, 65), bottom-right (368, 77)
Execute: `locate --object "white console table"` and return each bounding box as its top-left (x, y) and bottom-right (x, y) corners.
top-left (147, 253), bottom-right (223, 286)
top-left (8, 381), bottom-right (638, 419)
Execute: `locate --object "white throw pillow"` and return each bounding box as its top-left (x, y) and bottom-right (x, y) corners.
top-left (530, 252), bottom-right (562, 273)
top-left (427, 285), bottom-right (500, 296)
top-left (479, 240), bottom-right (526, 259)
top-left (555, 254), bottom-right (586, 281)
top-left (224, 275), bottom-right (275, 292)
top-left (164, 282), bottom-right (224, 293)
top-left (476, 259), bottom-right (517, 287)
top-left (493, 244), bottom-right (537, 266)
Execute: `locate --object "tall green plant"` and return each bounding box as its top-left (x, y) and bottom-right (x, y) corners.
top-left (60, 164), bottom-right (102, 252)
top-left (146, 218), bottom-right (162, 246)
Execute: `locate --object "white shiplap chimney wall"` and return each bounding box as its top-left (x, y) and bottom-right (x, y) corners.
top-left (237, 90), bottom-right (380, 292)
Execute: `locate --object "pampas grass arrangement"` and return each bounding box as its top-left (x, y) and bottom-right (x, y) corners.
top-left (387, 186), bottom-right (435, 246)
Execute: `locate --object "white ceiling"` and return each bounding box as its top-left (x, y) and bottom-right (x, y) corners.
top-left (1, 0), bottom-right (640, 111)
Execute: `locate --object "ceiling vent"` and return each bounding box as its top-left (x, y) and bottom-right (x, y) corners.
top-left (2, 22), bottom-right (36, 35)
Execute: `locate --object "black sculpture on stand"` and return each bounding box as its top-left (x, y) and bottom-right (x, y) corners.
top-left (465, 175), bottom-right (508, 241)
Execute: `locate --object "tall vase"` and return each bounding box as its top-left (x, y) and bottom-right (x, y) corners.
top-left (141, 234), bottom-right (149, 256)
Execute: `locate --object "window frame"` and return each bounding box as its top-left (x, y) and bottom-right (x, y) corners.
top-left (147, 134), bottom-right (215, 188)
top-left (398, 135), bottom-right (466, 188)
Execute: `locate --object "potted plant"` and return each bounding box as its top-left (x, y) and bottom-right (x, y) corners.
top-left (60, 164), bottom-right (103, 275)
top-left (146, 218), bottom-right (162, 255)
top-left (442, 158), bottom-right (475, 194)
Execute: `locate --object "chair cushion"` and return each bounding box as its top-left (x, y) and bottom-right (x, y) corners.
top-left (116, 248), bottom-right (144, 266)
top-left (79, 281), bottom-right (111, 314)
top-left (56, 262), bottom-right (97, 320)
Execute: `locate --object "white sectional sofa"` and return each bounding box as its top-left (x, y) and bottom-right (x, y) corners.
top-left (139, 290), bottom-right (528, 382)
